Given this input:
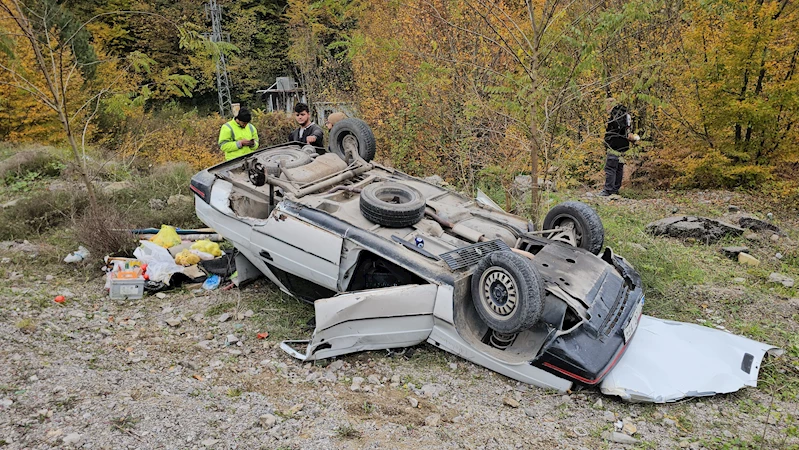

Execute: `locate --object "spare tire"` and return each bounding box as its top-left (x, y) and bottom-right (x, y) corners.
top-left (542, 201), bottom-right (604, 254)
top-left (471, 251), bottom-right (544, 334)
top-left (260, 148), bottom-right (313, 176)
top-left (360, 182), bottom-right (425, 228)
top-left (329, 118), bottom-right (376, 163)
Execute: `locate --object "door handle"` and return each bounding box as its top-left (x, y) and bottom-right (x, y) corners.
top-left (259, 250), bottom-right (273, 261)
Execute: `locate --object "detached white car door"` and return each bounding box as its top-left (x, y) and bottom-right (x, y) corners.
top-left (281, 284), bottom-right (438, 361)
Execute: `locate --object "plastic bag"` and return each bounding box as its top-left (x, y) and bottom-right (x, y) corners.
top-left (202, 274), bottom-right (221, 290)
top-left (64, 246), bottom-right (90, 263)
top-left (149, 225), bottom-right (181, 249)
top-left (174, 249), bottom-right (200, 266)
top-left (191, 240), bottom-right (222, 257)
top-left (133, 241), bottom-right (184, 285)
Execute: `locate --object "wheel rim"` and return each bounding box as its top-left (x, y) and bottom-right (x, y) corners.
top-left (479, 267), bottom-right (518, 319)
top-left (552, 215), bottom-right (583, 246)
top-left (375, 188), bottom-right (412, 205)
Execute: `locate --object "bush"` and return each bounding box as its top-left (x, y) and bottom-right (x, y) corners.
top-left (75, 203), bottom-right (138, 258)
top-left (0, 190), bottom-right (89, 240)
top-left (0, 147), bottom-right (64, 184)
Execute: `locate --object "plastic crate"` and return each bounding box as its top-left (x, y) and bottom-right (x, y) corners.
top-left (109, 277), bottom-right (145, 300)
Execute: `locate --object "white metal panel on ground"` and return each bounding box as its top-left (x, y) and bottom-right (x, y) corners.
top-left (282, 285), bottom-right (438, 361)
top-left (600, 315), bottom-right (781, 403)
top-left (428, 319), bottom-right (574, 393)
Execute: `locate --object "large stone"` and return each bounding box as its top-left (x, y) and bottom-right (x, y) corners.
top-left (646, 216), bottom-right (744, 243)
top-left (738, 253), bottom-right (760, 266)
top-left (602, 431), bottom-right (638, 444)
top-left (768, 273), bottom-right (795, 288)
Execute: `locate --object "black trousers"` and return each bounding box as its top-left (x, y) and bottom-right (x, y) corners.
top-left (603, 154), bottom-right (624, 194)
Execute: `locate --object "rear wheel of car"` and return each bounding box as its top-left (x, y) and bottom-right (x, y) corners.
top-left (471, 251), bottom-right (544, 334)
top-left (360, 182), bottom-right (426, 228)
top-left (329, 118), bottom-right (376, 163)
top-left (261, 148), bottom-right (313, 176)
top-left (542, 201), bottom-right (604, 254)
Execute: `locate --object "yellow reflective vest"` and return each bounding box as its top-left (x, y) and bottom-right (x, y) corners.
top-left (218, 120), bottom-right (259, 160)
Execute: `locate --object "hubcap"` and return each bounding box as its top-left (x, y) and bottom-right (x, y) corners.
top-left (479, 267), bottom-right (518, 318)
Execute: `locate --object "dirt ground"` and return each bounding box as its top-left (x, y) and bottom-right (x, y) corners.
top-left (1, 192), bottom-right (798, 449)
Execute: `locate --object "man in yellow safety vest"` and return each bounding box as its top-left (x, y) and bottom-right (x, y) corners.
top-left (218, 108), bottom-right (259, 160)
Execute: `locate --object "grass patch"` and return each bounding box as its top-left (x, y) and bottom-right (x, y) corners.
top-left (334, 424), bottom-right (362, 439)
top-left (205, 301), bottom-right (235, 318)
top-left (15, 318), bottom-right (36, 333)
top-left (110, 415), bottom-right (138, 432)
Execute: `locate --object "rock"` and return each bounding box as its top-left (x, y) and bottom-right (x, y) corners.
top-left (63, 433), bottom-right (82, 445)
top-left (166, 317), bottom-right (182, 327)
top-left (728, 205), bottom-right (739, 212)
top-left (602, 431), bottom-right (638, 444)
top-left (663, 418), bottom-right (677, 427)
top-left (99, 328), bottom-right (113, 336)
top-left (225, 334), bottom-right (239, 345)
top-left (351, 377), bottom-right (364, 391)
top-left (449, 363), bottom-right (457, 370)
top-left (155, 293), bottom-right (167, 299)
top-left (408, 397), bottom-right (419, 408)
top-left (767, 212), bottom-right (773, 220)
top-left (524, 408), bottom-right (536, 417)
top-left (390, 374), bottom-right (400, 383)
top-left (287, 404), bottom-right (304, 415)
top-left (101, 181), bottom-right (133, 194)
top-left (367, 374), bottom-right (380, 385)
top-left (738, 253), bottom-right (760, 266)
top-left (45, 274), bottom-right (54, 281)
top-left (167, 194), bottom-right (192, 206)
top-left (652, 411), bottom-right (664, 420)
top-left (0, 398), bottom-right (12, 407)
top-left (771, 234), bottom-right (780, 242)
top-left (593, 398), bottom-right (603, 409)
top-left (218, 313), bottom-right (231, 323)
top-left (768, 273), bottom-right (795, 288)
top-left (776, 252), bottom-right (783, 260)
top-left (745, 233), bottom-right (758, 240)
top-left (201, 438), bottom-right (219, 447)
top-left (244, 309), bottom-right (254, 318)
top-left (722, 429), bottom-right (734, 438)
top-left (739, 217), bottom-right (781, 235)
top-left (646, 216), bottom-right (743, 242)
top-left (148, 198), bottom-right (165, 210)
top-left (259, 414), bottom-right (277, 428)
top-left (503, 396), bottom-right (520, 408)
top-left (329, 360), bottom-right (345, 371)
top-left (425, 414), bottom-right (441, 427)
top-left (421, 383), bottom-right (443, 398)
top-left (603, 411), bottom-right (616, 421)
top-left (721, 246), bottom-right (749, 259)
top-left (622, 421), bottom-right (637, 435)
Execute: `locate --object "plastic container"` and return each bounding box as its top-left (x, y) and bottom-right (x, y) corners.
top-left (109, 277), bottom-right (145, 300)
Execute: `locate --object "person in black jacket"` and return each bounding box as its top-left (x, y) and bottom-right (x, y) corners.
top-left (289, 103), bottom-right (325, 146)
top-left (599, 98), bottom-right (639, 196)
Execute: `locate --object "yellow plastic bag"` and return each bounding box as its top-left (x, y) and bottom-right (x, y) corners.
top-left (149, 225), bottom-right (181, 248)
top-left (191, 239), bottom-right (222, 257)
top-left (174, 249), bottom-right (200, 266)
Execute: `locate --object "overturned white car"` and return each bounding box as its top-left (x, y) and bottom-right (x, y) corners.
top-left (191, 119), bottom-right (776, 401)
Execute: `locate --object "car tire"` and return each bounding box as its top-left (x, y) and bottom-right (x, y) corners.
top-left (360, 182), bottom-right (426, 228)
top-left (260, 148), bottom-right (313, 176)
top-left (471, 251), bottom-right (544, 334)
top-left (542, 201), bottom-right (604, 254)
top-left (329, 118), bottom-right (376, 163)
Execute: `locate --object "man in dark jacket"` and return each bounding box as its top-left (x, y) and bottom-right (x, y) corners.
top-left (289, 103), bottom-right (324, 146)
top-left (599, 98), bottom-right (639, 196)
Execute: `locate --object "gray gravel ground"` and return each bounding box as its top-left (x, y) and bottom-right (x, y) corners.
top-left (1, 254), bottom-right (797, 449)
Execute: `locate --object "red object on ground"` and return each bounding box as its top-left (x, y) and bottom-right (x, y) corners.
top-left (257, 332), bottom-right (269, 339)
top-left (54, 295), bottom-right (65, 303)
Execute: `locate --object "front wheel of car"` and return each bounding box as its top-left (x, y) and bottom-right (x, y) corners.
top-left (360, 182), bottom-right (426, 228)
top-left (542, 201), bottom-right (604, 254)
top-left (471, 251), bottom-right (544, 334)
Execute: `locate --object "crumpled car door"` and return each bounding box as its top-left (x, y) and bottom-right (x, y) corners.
top-left (281, 284), bottom-right (438, 361)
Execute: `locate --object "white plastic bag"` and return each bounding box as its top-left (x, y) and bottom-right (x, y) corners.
top-left (133, 240), bottom-right (184, 285)
top-left (64, 246), bottom-right (90, 263)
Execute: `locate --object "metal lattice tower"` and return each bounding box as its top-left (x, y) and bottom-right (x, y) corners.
top-left (205, 0), bottom-right (232, 117)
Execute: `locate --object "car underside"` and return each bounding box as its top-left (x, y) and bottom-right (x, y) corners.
top-left (191, 118), bottom-right (777, 400)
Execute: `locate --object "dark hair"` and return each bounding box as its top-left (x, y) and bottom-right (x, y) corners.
top-left (236, 108), bottom-right (252, 123)
top-left (294, 103), bottom-right (309, 114)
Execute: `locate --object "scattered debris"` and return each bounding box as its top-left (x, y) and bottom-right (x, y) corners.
top-left (738, 253), bottom-right (760, 266)
top-left (502, 396), bottom-right (520, 408)
top-left (63, 246), bottom-right (89, 263)
top-left (602, 431), bottom-right (638, 444)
